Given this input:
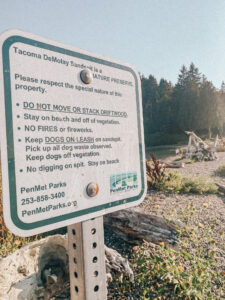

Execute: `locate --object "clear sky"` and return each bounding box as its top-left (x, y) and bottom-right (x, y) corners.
top-left (0, 0), bottom-right (225, 88)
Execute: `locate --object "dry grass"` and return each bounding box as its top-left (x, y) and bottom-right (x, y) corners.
top-left (0, 166), bottom-right (42, 257)
top-left (215, 165), bottom-right (225, 177)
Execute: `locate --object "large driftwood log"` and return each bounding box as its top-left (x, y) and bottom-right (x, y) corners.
top-left (104, 208), bottom-right (178, 246)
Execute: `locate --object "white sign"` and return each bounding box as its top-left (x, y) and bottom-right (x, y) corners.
top-left (0, 29), bottom-right (146, 236)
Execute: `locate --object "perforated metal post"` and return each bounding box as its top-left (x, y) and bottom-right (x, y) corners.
top-left (68, 216), bottom-right (107, 300)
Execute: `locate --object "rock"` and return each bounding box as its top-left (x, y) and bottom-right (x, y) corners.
top-left (0, 237), bottom-right (45, 300)
top-left (0, 234), bottom-right (133, 300)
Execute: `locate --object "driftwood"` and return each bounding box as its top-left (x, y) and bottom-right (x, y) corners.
top-left (104, 208), bottom-right (178, 247)
top-left (215, 183), bottom-right (225, 194)
top-left (159, 158), bottom-right (192, 169)
top-left (105, 245), bottom-right (134, 283)
top-left (163, 161), bottom-right (185, 168)
top-left (154, 159), bottom-right (184, 169)
top-left (185, 131), bottom-right (218, 161)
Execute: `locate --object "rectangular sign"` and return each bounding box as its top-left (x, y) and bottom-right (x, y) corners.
top-left (0, 29), bottom-right (146, 236)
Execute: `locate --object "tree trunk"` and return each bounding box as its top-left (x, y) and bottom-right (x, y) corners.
top-left (208, 127), bottom-right (212, 139)
top-left (219, 126), bottom-right (223, 138)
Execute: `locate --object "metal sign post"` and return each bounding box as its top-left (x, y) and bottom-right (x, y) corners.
top-left (68, 217), bottom-right (107, 300)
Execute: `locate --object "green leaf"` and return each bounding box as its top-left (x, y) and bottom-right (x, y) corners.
top-left (182, 250), bottom-right (193, 260)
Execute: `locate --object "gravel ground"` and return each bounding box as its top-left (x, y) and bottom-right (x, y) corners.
top-left (141, 192), bottom-right (225, 231)
top-left (140, 153), bottom-right (225, 271)
top-left (140, 191), bottom-right (225, 265)
top-left (106, 186), bottom-right (225, 299)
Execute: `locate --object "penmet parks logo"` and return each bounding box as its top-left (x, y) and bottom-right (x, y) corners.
top-left (110, 172), bottom-right (138, 194)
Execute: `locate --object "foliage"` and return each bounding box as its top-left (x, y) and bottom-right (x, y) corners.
top-left (0, 168), bottom-right (41, 256)
top-left (147, 133), bottom-right (187, 147)
top-left (155, 173), bottom-right (218, 195)
top-left (215, 165), bottom-right (225, 177)
top-left (146, 154), bottom-right (166, 188)
top-left (108, 204), bottom-right (225, 299)
top-left (142, 63), bottom-right (225, 147)
top-left (0, 167), bottom-right (66, 257)
top-left (146, 157), bottom-right (217, 194)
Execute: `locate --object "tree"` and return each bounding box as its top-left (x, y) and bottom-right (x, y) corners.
top-left (156, 79), bottom-right (173, 132)
top-left (141, 63), bottom-right (225, 146)
top-left (172, 63), bottom-right (201, 132)
top-left (141, 75), bottom-right (159, 137)
top-left (198, 77), bottom-right (219, 138)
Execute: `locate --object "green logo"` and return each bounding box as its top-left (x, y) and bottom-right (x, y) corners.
top-left (110, 172), bottom-right (138, 194)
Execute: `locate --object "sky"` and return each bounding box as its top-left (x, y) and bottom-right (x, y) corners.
top-left (0, 0), bottom-right (225, 88)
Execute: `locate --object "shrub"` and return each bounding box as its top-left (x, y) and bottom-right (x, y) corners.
top-left (181, 176), bottom-right (217, 194)
top-left (148, 167), bottom-right (217, 195)
top-left (215, 165), bottom-right (225, 177)
top-left (146, 154), bottom-right (166, 188)
top-left (0, 168), bottom-right (42, 257)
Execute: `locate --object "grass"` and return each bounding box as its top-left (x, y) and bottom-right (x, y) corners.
top-left (0, 168), bottom-right (42, 256)
top-left (154, 172), bottom-right (218, 195)
top-left (108, 204), bottom-right (225, 299)
top-left (215, 165), bottom-right (225, 177)
top-left (146, 156), bottom-right (217, 195)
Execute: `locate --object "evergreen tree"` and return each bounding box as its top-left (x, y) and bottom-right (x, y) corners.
top-left (141, 63), bottom-right (225, 146)
top-left (141, 75), bottom-right (159, 134)
top-left (157, 79), bottom-right (173, 132)
top-left (173, 63), bottom-right (201, 131)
